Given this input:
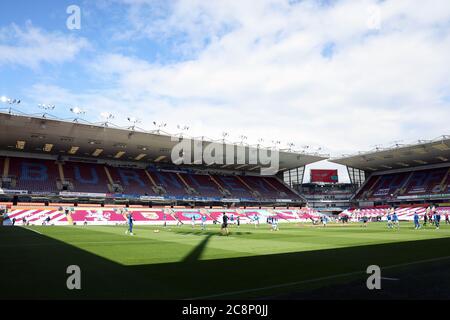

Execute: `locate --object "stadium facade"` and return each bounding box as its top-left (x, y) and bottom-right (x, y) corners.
top-left (1, 108), bottom-right (450, 225)
top-left (0, 110), bottom-right (326, 207)
top-left (331, 137), bottom-right (450, 207)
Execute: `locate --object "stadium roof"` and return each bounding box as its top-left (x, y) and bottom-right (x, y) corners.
top-left (0, 110), bottom-right (327, 172)
top-left (330, 136), bottom-right (450, 172)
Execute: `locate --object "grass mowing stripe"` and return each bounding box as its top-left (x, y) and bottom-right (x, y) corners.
top-left (188, 254), bottom-right (450, 300)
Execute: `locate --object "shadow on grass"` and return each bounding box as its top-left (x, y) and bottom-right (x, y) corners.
top-left (172, 230), bottom-right (252, 237)
top-left (1, 226), bottom-right (450, 299)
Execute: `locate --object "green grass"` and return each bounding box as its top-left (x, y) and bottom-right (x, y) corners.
top-left (1, 222), bottom-right (450, 299)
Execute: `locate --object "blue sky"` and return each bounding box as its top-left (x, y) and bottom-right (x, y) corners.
top-left (1, 0), bottom-right (450, 182)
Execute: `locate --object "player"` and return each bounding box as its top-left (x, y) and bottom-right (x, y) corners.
top-left (221, 213), bottom-right (229, 236)
top-left (423, 209), bottom-right (428, 226)
top-left (361, 215), bottom-right (368, 228)
top-left (271, 217), bottom-right (279, 231)
top-left (42, 215), bottom-right (51, 226)
top-left (236, 216), bottom-right (240, 228)
top-left (83, 218), bottom-right (88, 226)
top-left (125, 211), bottom-right (134, 235)
top-left (201, 214), bottom-right (207, 230)
top-left (191, 215), bottom-right (196, 228)
top-left (253, 214), bottom-right (259, 228)
top-left (429, 206), bottom-right (435, 225)
top-left (322, 214), bottom-right (328, 227)
top-left (434, 209), bottom-right (441, 230)
top-left (445, 211), bottom-right (449, 224)
top-left (386, 210), bottom-right (392, 229)
top-left (392, 211), bottom-right (399, 229)
top-left (413, 211), bottom-right (421, 229)
top-left (163, 212), bottom-right (167, 228)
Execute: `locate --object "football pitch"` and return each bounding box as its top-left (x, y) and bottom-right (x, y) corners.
top-left (1, 222), bottom-right (450, 299)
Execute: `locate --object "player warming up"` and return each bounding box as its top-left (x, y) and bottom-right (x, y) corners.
top-left (392, 211), bottom-right (399, 230)
top-left (125, 210), bottom-right (134, 236)
top-left (413, 211), bottom-right (421, 229)
top-left (221, 212), bottom-right (229, 236)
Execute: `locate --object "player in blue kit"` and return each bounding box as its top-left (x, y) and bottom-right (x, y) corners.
top-left (386, 211), bottom-right (392, 229)
top-left (413, 211), bottom-right (421, 229)
top-left (125, 210), bottom-right (134, 236)
top-left (434, 210), bottom-right (441, 230)
top-left (322, 214), bottom-right (328, 227)
top-left (253, 214), bottom-right (260, 228)
top-left (392, 211), bottom-right (399, 229)
top-left (201, 214), bottom-right (207, 230)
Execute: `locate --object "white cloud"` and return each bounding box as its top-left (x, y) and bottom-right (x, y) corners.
top-left (0, 22), bottom-right (89, 69)
top-left (24, 0), bottom-right (450, 166)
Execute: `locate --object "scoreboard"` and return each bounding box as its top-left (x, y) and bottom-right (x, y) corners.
top-left (310, 169), bottom-right (338, 183)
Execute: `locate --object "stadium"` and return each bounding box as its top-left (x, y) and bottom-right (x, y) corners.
top-left (1, 109), bottom-right (450, 300)
top-left (1, 0), bottom-right (450, 307)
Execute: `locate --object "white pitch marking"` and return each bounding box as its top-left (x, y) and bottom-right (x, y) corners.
top-left (380, 277), bottom-right (400, 281)
top-left (188, 255), bottom-right (450, 300)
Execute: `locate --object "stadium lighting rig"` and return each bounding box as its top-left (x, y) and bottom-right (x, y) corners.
top-left (176, 124), bottom-right (190, 137)
top-left (38, 104), bottom-right (56, 118)
top-left (389, 140), bottom-right (404, 148)
top-left (127, 117), bottom-right (142, 130)
top-left (222, 132), bottom-right (229, 143)
top-left (100, 112), bottom-right (115, 126)
top-left (0, 95), bottom-right (21, 105)
top-left (372, 144), bottom-right (383, 151)
top-left (70, 107), bottom-right (85, 115)
top-left (239, 135), bottom-right (248, 145)
top-left (287, 142), bottom-right (295, 151)
top-left (38, 104), bottom-right (55, 110)
top-left (313, 147), bottom-right (323, 155)
top-left (153, 121), bottom-right (167, 134)
top-left (256, 138), bottom-right (264, 148)
top-left (69, 107), bottom-right (86, 123)
top-left (1, 96), bottom-right (21, 114)
top-left (300, 145), bottom-right (310, 153)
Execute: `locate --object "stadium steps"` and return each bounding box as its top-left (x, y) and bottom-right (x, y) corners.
top-left (176, 172), bottom-right (198, 195)
top-left (208, 175), bottom-right (232, 197)
top-left (57, 162), bottom-right (65, 183)
top-left (270, 176), bottom-right (304, 200)
top-left (144, 170), bottom-right (158, 187)
top-left (364, 175), bottom-right (382, 198)
top-left (437, 168), bottom-right (450, 192)
top-left (235, 176), bottom-right (261, 198)
top-left (145, 170), bottom-right (167, 195)
top-left (103, 166), bottom-right (114, 185)
top-left (104, 166), bottom-right (124, 193)
top-left (397, 172), bottom-right (414, 195)
top-left (262, 177), bottom-right (287, 198)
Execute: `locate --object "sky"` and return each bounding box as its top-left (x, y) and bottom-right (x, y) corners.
top-left (1, 0), bottom-right (450, 183)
